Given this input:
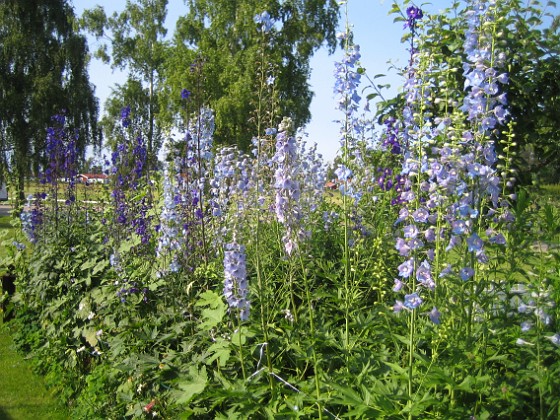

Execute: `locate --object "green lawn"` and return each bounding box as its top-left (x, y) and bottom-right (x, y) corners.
top-left (0, 324), bottom-right (69, 420)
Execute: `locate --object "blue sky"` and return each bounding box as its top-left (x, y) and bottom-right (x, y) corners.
top-left (75, 0), bottom-right (454, 163)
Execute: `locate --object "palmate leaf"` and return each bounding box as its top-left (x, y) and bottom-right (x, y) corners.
top-left (329, 381), bottom-right (400, 418)
top-left (204, 338), bottom-right (232, 367)
top-left (194, 290), bottom-right (227, 331)
top-left (173, 365), bottom-right (208, 404)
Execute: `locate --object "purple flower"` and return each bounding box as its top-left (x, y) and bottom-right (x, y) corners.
top-left (393, 278), bottom-right (404, 292)
top-left (404, 292), bottom-right (423, 309)
top-left (412, 207), bottom-right (429, 223)
top-left (395, 237), bottom-right (411, 256)
top-left (403, 224), bottom-right (419, 239)
top-left (223, 242), bottom-right (250, 321)
top-left (181, 89), bottom-right (191, 100)
top-left (424, 227), bottom-right (436, 242)
top-left (335, 164), bottom-right (353, 181)
top-left (460, 267), bottom-right (475, 281)
top-left (439, 264), bottom-right (453, 278)
top-left (488, 232), bottom-right (506, 245)
top-left (393, 300), bottom-right (406, 313)
top-left (120, 106), bottom-right (131, 128)
top-left (520, 321), bottom-right (532, 332)
top-left (451, 220), bottom-right (468, 235)
top-left (406, 6), bottom-right (423, 22)
top-left (429, 307), bottom-right (441, 324)
top-left (416, 260), bottom-right (435, 290)
top-left (404, 6), bottom-right (424, 31)
top-left (395, 208), bottom-right (409, 224)
top-left (547, 334), bottom-right (560, 346)
top-left (467, 233), bottom-right (484, 252)
top-left (398, 258), bottom-right (414, 278)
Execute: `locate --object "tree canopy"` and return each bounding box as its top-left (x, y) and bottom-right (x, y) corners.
top-left (166, 0), bottom-right (340, 150)
top-left (0, 0), bottom-right (99, 199)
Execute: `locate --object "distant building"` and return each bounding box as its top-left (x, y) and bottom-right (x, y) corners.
top-left (78, 174), bottom-right (109, 184)
top-left (325, 181), bottom-right (338, 190)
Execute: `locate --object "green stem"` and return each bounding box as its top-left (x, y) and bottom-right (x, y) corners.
top-left (408, 309), bottom-right (417, 419)
top-left (254, 29), bottom-right (274, 391)
top-left (298, 255), bottom-right (322, 419)
top-left (236, 315), bottom-right (247, 381)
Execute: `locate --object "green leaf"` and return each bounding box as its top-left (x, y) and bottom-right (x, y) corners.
top-left (83, 328), bottom-right (99, 347)
top-left (92, 259), bottom-right (109, 275)
top-left (80, 259), bottom-right (97, 271)
top-left (205, 339), bottom-right (232, 367)
top-left (195, 290), bottom-right (226, 330)
top-left (173, 365), bottom-right (208, 404)
top-left (384, 361), bottom-right (407, 376)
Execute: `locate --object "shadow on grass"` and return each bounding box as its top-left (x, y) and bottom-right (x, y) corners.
top-left (0, 407), bottom-right (14, 419)
top-left (0, 217), bottom-right (13, 230)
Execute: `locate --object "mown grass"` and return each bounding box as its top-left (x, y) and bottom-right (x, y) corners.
top-left (0, 324), bottom-right (69, 420)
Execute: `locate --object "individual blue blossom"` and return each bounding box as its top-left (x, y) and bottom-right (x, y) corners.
top-left (424, 227), bottom-right (436, 243)
top-left (535, 308), bottom-right (552, 326)
top-left (520, 321), bottom-right (532, 332)
top-left (335, 164), bottom-right (352, 182)
top-left (445, 235), bottom-right (462, 251)
top-left (416, 260), bottom-right (435, 290)
top-left (395, 208), bottom-right (409, 224)
top-left (516, 338), bottom-right (534, 346)
top-left (451, 220), bottom-right (468, 235)
top-left (393, 278), bottom-right (405, 292)
top-left (429, 307), bottom-right (441, 324)
top-left (398, 258), bottom-right (414, 278)
top-left (404, 292), bottom-right (423, 309)
top-left (546, 334), bottom-right (560, 346)
top-left (488, 231), bottom-right (506, 245)
top-left (460, 266), bottom-right (475, 281)
top-left (439, 264), bottom-right (453, 278)
top-left (403, 224), bottom-right (419, 239)
top-left (412, 207), bottom-right (429, 223)
top-left (393, 300), bottom-right (406, 313)
top-left (467, 232), bottom-right (484, 252)
top-left (395, 237), bottom-right (411, 256)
